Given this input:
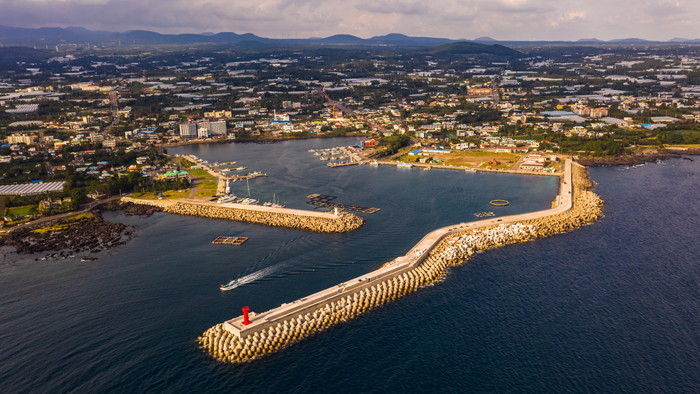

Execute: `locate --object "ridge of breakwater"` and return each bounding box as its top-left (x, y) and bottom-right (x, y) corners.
top-left (119, 197), bottom-right (364, 233)
top-left (198, 160), bottom-right (604, 363)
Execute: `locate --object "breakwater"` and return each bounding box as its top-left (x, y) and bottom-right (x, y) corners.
top-left (120, 197), bottom-right (364, 233)
top-left (198, 160), bottom-right (604, 363)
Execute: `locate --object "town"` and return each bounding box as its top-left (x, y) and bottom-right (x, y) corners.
top-left (1, 41), bottom-right (700, 226)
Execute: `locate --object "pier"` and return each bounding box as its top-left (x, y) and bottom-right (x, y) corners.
top-left (120, 197), bottom-right (366, 233)
top-left (198, 160), bottom-right (604, 363)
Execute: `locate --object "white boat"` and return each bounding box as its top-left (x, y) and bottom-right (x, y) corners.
top-left (397, 162), bottom-right (413, 168)
top-left (220, 280), bottom-right (240, 291)
top-left (217, 195), bottom-right (238, 203)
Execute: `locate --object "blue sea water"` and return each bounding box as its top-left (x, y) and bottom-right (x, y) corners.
top-left (1, 138), bottom-right (698, 392)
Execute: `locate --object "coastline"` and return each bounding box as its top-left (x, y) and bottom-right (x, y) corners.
top-left (577, 147), bottom-right (700, 167)
top-left (197, 159), bottom-right (604, 363)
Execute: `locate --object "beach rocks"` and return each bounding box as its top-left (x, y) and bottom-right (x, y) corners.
top-left (0, 211), bottom-right (133, 256)
top-left (100, 200), bottom-right (164, 216)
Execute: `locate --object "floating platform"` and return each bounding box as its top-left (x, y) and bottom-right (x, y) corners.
top-left (306, 195), bottom-right (380, 214)
top-left (327, 162), bottom-right (359, 168)
top-left (489, 200), bottom-right (510, 207)
top-left (212, 236), bottom-right (249, 246)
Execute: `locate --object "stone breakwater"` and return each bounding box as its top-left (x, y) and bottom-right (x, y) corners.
top-left (119, 197), bottom-right (364, 233)
top-left (198, 162), bottom-right (604, 364)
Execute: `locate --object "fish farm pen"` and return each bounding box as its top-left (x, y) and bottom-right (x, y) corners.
top-left (306, 194), bottom-right (381, 214)
top-left (212, 236), bottom-right (249, 246)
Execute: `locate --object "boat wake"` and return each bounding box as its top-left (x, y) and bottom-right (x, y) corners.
top-left (220, 265), bottom-right (280, 291)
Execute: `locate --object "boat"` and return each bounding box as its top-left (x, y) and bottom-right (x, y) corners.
top-left (220, 280), bottom-right (240, 291)
top-left (465, 168), bottom-right (477, 172)
top-left (80, 257), bottom-right (98, 262)
top-left (369, 160), bottom-right (379, 166)
top-left (423, 166), bottom-right (431, 171)
top-left (217, 195), bottom-right (238, 203)
top-left (397, 162), bottom-right (413, 168)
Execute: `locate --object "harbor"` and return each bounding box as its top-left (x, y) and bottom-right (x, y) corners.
top-left (197, 159), bottom-right (605, 363)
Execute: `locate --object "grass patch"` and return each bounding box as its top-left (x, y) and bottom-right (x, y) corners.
top-left (6, 205), bottom-right (36, 218)
top-left (30, 212), bottom-right (93, 234)
top-left (401, 151), bottom-right (521, 169)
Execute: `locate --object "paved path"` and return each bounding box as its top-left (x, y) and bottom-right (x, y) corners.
top-left (146, 198), bottom-right (341, 219)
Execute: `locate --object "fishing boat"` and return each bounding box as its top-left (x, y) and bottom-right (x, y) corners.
top-left (220, 280), bottom-right (240, 291)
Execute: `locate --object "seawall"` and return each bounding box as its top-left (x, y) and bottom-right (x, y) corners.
top-left (120, 197), bottom-right (364, 233)
top-left (197, 160), bottom-right (604, 363)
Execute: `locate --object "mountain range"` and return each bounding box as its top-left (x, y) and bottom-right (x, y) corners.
top-left (0, 25), bottom-right (699, 48)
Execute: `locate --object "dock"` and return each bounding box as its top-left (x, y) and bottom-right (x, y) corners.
top-left (327, 162), bottom-right (359, 168)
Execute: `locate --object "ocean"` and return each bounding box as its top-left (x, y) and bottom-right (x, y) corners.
top-left (1, 138), bottom-right (697, 392)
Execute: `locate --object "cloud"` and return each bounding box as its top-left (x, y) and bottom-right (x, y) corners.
top-left (0, 0), bottom-right (699, 40)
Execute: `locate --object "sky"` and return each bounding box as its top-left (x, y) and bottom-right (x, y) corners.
top-left (0, 0), bottom-right (697, 41)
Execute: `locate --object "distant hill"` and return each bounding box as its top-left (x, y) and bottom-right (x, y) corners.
top-left (368, 33), bottom-right (453, 46)
top-left (608, 38), bottom-right (653, 44)
top-left (577, 38), bottom-right (605, 43)
top-left (316, 34), bottom-right (364, 44)
top-left (473, 36), bottom-right (498, 43)
top-left (426, 41), bottom-right (522, 58)
top-left (0, 25), bottom-right (699, 48)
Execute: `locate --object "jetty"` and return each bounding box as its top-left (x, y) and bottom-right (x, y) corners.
top-left (197, 159), bottom-right (604, 363)
top-left (120, 197), bottom-right (365, 233)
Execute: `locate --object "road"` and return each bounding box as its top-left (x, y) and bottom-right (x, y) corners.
top-left (0, 196), bottom-right (122, 234)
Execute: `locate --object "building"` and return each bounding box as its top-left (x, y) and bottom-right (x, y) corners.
top-left (204, 110), bottom-right (232, 119)
top-left (198, 121), bottom-right (227, 138)
top-left (179, 123), bottom-right (198, 139)
top-left (589, 108), bottom-right (609, 118)
top-left (6, 134), bottom-right (36, 145)
top-left (468, 86), bottom-right (493, 96)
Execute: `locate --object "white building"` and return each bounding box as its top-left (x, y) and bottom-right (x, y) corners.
top-left (179, 123), bottom-right (198, 139)
top-left (6, 134), bottom-right (35, 145)
top-left (198, 120), bottom-right (227, 138)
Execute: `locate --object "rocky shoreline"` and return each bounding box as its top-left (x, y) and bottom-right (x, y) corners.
top-left (0, 211), bottom-right (133, 260)
top-left (197, 163), bottom-right (604, 364)
top-left (99, 200), bottom-right (164, 216)
top-left (577, 148), bottom-right (700, 166)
